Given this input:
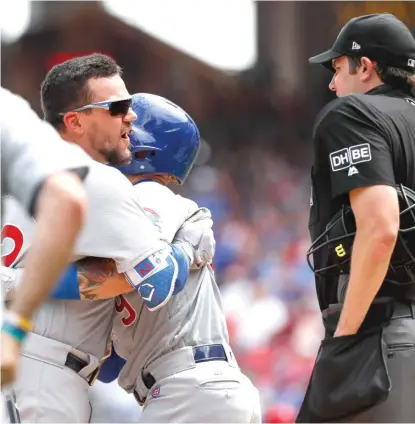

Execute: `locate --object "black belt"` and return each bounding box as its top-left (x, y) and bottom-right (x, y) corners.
top-left (322, 299), bottom-right (415, 337)
top-left (64, 352), bottom-right (100, 385)
top-left (134, 343), bottom-right (228, 405)
top-left (391, 301), bottom-right (415, 319)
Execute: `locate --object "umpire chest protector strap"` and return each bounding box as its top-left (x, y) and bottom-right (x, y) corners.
top-left (307, 184), bottom-right (415, 287)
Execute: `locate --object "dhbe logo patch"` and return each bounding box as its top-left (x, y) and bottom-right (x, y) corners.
top-left (329, 143), bottom-right (371, 172)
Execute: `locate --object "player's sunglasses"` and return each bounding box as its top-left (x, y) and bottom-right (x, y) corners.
top-left (59, 98), bottom-right (133, 117)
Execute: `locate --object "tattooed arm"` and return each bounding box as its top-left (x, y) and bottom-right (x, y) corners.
top-left (76, 257), bottom-right (134, 300)
top-left (1, 259), bottom-right (134, 301)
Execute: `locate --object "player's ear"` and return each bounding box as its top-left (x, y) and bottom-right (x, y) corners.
top-left (63, 112), bottom-right (84, 135)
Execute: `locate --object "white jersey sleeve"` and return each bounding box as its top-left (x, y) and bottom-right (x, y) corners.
top-left (0, 87), bottom-right (90, 214)
top-left (2, 163), bottom-right (165, 271)
top-left (73, 165), bottom-right (165, 270)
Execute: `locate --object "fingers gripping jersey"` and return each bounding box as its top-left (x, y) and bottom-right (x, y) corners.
top-left (110, 181), bottom-right (230, 392)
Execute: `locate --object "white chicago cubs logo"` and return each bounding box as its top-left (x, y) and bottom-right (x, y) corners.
top-left (329, 143), bottom-right (371, 172)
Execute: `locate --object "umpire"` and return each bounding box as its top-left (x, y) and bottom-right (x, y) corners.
top-left (297, 13), bottom-right (415, 423)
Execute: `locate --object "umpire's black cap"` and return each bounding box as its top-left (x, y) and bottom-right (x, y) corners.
top-left (309, 13), bottom-right (415, 73)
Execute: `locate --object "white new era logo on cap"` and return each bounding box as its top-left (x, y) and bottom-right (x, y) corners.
top-left (408, 59), bottom-right (415, 68)
top-left (352, 42), bottom-right (361, 50)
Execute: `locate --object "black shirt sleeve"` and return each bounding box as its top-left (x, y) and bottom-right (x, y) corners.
top-left (315, 96), bottom-right (396, 199)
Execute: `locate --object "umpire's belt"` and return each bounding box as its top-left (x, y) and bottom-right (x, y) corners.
top-left (134, 343), bottom-right (238, 405)
top-left (322, 297), bottom-right (415, 337)
top-left (21, 332), bottom-right (100, 385)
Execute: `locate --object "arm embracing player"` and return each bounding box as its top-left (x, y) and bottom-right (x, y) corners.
top-left (1, 213), bottom-right (214, 310)
top-left (1, 94), bottom-right (213, 311)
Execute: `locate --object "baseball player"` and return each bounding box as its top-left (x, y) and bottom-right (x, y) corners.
top-left (1, 55), bottom-right (202, 422)
top-left (96, 94), bottom-right (262, 423)
top-left (1, 87), bottom-right (89, 387)
top-left (7, 93), bottom-right (261, 423)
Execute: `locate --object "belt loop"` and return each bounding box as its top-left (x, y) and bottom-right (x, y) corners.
top-left (410, 302), bottom-right (415, 319)
top-left (141, 369), bottom-right (156, 390)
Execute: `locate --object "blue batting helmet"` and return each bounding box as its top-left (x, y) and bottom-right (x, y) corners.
top-left (115, 93), bottom-right (201, 184)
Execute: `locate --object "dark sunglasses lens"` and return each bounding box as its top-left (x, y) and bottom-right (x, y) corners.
top-left (109, 99), bottom-right (132, 116)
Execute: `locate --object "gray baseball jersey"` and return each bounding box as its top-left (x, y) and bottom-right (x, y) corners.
top-left (0, 87), bottom-right (89, 215)
top-left (3, 194), bottom-right (113, 357)
top-left (2, 165), bottom-right (166, 359)
top-left (112, 181), bottom-right (229, 392)
top-left (3, 163), bottom-right (165, 270)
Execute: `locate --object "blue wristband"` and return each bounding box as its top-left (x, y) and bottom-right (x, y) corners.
top-left (1, 321), bottom-right (26, 343)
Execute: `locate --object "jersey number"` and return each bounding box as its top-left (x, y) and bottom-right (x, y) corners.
top-left (1, 224), bottom-right (24, 267)
top-left (115, 294), bottom-right (137, 326)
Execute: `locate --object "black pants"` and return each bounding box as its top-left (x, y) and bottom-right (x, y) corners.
top-left (297, 300), bottom-right (415, 423)
top-left (338, 317), bottom-right (415, 423)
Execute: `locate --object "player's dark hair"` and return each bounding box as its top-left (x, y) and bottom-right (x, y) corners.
top-left (41, 53), bottom-right (123, 130)
top-left (347, 56), bottom-right (415, 96)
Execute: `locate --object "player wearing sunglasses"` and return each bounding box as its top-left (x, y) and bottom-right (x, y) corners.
top-left (44, 60), bottom-right (135, 167)
top-left (1, 54), bottom-right (211, 422)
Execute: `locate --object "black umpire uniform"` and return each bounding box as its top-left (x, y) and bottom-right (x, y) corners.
top-left (297, 14), bottom-right (415, 423)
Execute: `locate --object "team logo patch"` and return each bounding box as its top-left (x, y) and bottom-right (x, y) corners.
top-left (151, 386), bottom-right (161, 398)
top-left (329, 143), bottom-right (371, 172)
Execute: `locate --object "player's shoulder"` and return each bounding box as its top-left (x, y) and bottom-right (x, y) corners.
top-left (174, 194), bottom-right (199, 218)
top-left (88, 161), bottom-right (129, 182)
top-left (133, 180), bottom-right (174, 196)
top-left (54, 142), bottom-right (94, 167)
top-left (85, 162), bottom-right (133, 199)
top-left (0, 87), bottom-right (28, 109)
top-left (133, 181), bottom-right (199, 218)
